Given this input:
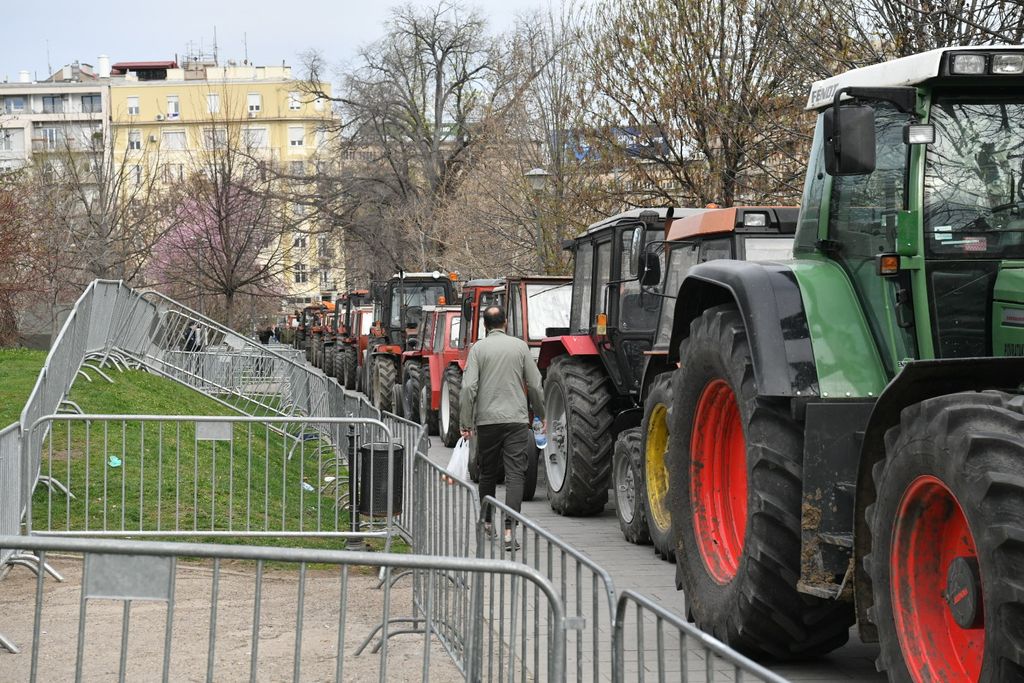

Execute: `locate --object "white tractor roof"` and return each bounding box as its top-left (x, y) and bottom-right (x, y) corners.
top-left (805, 45), bottom-right (1024, 110)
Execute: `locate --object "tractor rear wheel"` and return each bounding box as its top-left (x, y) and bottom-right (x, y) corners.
top-left (867, 391), bottom-right (1024, 682)
top-left (544, 356), bottom-right (613, 516)
top-left (439, 366), bottom-right (462, 448)
top-left (324, 345), bottom-right (335, 377)
top-left (613, 428), bottom-right (650, 544)
top-left (373, 356), bottom-right (397, 414)
top-left (403, 363), bottom-right (422, 423)
top-left (642, 373), bottom-right (675, 561)
top-left (340, 346), bottom-right (358, 390)
top-left (669, 304), bottom-right (852, 658)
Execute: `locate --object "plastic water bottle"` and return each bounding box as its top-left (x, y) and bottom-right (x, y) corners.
top-left (533, 416), bottom-right (547, 449)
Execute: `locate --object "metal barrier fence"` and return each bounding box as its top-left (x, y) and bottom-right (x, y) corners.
top-left (614, 590), bottom-right (790, 683)
top-left (0, 535), bottom-right (566, 683)
top-left (480, 496), bottom-right (617, 682)
top-left (0, 424), bottom-right (19, 569)
top-left (24, 415), bottom-right (402, 545)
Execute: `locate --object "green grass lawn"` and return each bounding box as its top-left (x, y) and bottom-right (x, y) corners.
top-left (0, 349), bottom-right (47, 426)
top-left (1, 351), bottom-right (406, 553)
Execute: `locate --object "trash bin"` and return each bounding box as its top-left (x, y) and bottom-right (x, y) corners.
top-left (356, 441), bottom-right (404, 516)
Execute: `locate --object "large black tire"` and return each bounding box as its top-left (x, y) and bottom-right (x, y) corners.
top-left (372, 355), bottom-right (397, 413)
top-left (668, 305), bottom-right (852, 659)
top-left (439, 366), bottom-right (462, 448)
top-left (866, 392), bottom-right (1024, 682)
top-left (403, 362), bottom-right (423, 423)
top-left (613, 428), bottom-right (650, 544)
top-left (418, 373), bottom-right (439, 436)
top-left (340, 345), bottom-right (358, 390)
top-left (324, 345), bottom-right (335, 377)
top-left (641, 373), bottom-right (675, 561)
top-left (544, 356), bottom-right (613, 516)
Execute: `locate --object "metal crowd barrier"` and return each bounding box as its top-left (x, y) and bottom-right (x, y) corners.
top-left (0, 535), bottom-right (566, 683)
top-left (480, 496), bottom-right (617, 682)
top-left (614, 590), bottom-right (790, 683)
top-left (24, 415), bottom-right (401, 545)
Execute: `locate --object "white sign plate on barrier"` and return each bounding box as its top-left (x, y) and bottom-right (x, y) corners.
top-left (84, 553), bottom-right (173, 601)
top-left (196, 421), bottom-right (233, 441)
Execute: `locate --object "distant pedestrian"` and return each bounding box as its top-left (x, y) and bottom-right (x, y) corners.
top-left (257, 326), bottom-right (272, 345)
top-left (184, 323), bottom-right (201, 352)
top-left (459, 304), bottom-right (545, 551)
top-left (273, 325), bottom-right (282, 342)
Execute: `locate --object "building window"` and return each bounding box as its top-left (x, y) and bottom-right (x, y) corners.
top-left (293, 262), bottom-right (308, 283)
top-left (128, 131), bottom-right (142, 150)
top-left (318, 235), bottom-right (332, 259)
top-left (162, 130), bottom-right (186, 150)
top-left (320, 268), bottom-right (330, 286)
top-left (206, 93), bottom-right (220, 114)
top-left (42, 96), bottom-right (64, 114)
top-left (293, 234), bottom-right (307, 249)
top-left (289, 92), bottom-right (302, 110)
top-left (4, 97), bottom-right (26, 113)
top-left (131, 164), bottom-right (142, 186)
top-left (163, 163), bottom-right (184, 183)
top-left (167, 95), bottom-right (179, 119)
top-left (289, 160), bottom-right (304, 175)
top-left (81, 94), bottom-right (102, 113)
top-left (243, 127), bottom-right (267, 149)
top-left (288, 126), bottom-right (304, 147)
top-left (314, 97), bottom-right (324, 112)
top-left (247, 93), bottom-right (261, 113)
top-left (204, 127), bottom-right (227, 150)
top-left (127, 96), bottom-right (140, 116)
top-left (0, 130), bottom-right (17, 152)
top-left (38, 127), bottom-right (59, 150)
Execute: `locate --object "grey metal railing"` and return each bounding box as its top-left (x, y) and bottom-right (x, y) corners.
top-left (0, 534), bottom-right (567, 683)
top-left (614, 590), bottom-right (791, 683)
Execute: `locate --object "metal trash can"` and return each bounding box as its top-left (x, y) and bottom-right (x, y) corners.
top-left (356, 442), bottom-right (404, 516)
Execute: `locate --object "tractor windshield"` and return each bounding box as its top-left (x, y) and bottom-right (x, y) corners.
top-left (525, 283), bottom-right (572, 341)
top-left (390, 283), bottom-right (449, 327)
top-left (924, 97), bottom-right (1024, 259)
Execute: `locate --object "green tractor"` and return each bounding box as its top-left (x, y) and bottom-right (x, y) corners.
top-left (658, 47), bottom-right (1024, 678)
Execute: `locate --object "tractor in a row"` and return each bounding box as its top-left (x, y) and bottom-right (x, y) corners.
top-left (653, 46), bottom-right (1024, 679)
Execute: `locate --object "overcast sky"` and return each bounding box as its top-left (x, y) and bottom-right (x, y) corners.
top-left (1, 0), bottom-right (558, 83)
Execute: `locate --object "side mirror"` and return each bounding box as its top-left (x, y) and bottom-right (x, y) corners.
top-left (628, 227), bottom-right (645, 276)
top-left (640, 253), bottom-right (661, 287)
top-left (824, 105), bottom-right (876, 176)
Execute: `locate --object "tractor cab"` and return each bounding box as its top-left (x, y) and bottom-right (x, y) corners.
top-left (458, 278), bottom-right (505, 352)
top-left (505, 275), bottom-right (572, 362)
top-left (371, 271), bottom-right (457, 352)
top-left (539, 207), bottom-right (706, 398)
top-left (336, 289), bottom-right (370, 342)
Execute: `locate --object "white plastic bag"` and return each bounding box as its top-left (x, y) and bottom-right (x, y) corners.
top-left (447, 437), bottom-right (470, 482)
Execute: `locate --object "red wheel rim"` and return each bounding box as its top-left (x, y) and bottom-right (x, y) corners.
top-left (690, 379), bottom-right (747, 584)
top-left (891, 475), bottom-right (984, 682)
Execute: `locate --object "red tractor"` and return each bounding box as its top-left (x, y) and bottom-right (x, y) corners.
top-left (365, 271), bottom-right (459, 413)
top-left (326, 289), bottom-right (370, 389)
top-left (398, 304), bottom-right (462, 434)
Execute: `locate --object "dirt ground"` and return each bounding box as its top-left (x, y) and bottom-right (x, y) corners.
top-left (0, 553), bottom-right (463, 682)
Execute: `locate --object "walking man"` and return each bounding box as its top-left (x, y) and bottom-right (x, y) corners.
top-left (460, 305), bottom-right (545, 551)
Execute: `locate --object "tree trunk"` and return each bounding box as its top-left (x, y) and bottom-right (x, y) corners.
top-left (0, 293), bottom-right (19, 348)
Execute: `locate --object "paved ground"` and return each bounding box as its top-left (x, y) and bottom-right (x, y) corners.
top-left (425, 435), bottom-right (886, 683)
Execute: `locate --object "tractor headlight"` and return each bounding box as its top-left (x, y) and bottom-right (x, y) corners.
top-left (950, 54), bottom-right (987, 75)
top-left (742, 212), bottom-right (767, 228)
top-left (992, 54), bottom-right (1024, 74)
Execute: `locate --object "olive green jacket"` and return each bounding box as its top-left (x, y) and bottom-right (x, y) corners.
top-left (459, 329), bottom-right (545, 429)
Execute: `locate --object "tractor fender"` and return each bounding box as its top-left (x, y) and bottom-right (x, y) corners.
top-left (668, 261), bottom-right (819, 397)
top-left (851, 356), bottom-right (1024, 642)
top-left (538, 335), bottom-right (599, 371)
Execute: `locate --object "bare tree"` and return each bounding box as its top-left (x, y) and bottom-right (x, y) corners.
top-left (302, 1), bottom-right (534, 278)
top-left (581, 0), bottom-right (816, 208)
top-left (149, 106), bottom-right (301, 330)
top-left (0, 169), bottom-right (39, 345)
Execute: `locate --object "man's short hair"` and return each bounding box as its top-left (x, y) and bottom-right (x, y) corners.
top-left (482, 305), bottom-right (507, 331)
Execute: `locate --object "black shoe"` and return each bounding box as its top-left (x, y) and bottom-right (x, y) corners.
top-left (503, 533), bottom-right (520, 552)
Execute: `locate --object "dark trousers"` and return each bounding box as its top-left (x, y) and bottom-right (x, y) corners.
top-left (477, 423), bottom-right (530, 527)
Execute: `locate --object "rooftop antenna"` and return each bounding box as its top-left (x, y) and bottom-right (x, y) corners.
top-left (45, 39), bottom-right (52, 78)
top-left (243, 32), bottom-right (248, 63)
top-left (213, 26), bottom-right (219, 65)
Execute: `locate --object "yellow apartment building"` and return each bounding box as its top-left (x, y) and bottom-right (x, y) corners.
top-left (107, 59), bottom-right (343, 309)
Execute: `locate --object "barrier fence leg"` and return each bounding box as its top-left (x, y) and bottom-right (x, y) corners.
top-left (0, 629), bottom-right (19, 654)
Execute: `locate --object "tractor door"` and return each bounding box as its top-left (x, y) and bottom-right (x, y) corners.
top-left (821, 105), bottom-right (919, 373)
top-left (604, 228), bottom-right (663, 396)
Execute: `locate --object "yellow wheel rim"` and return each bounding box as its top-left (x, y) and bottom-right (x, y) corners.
top-left (645, 403), bottom-right (671, 531)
